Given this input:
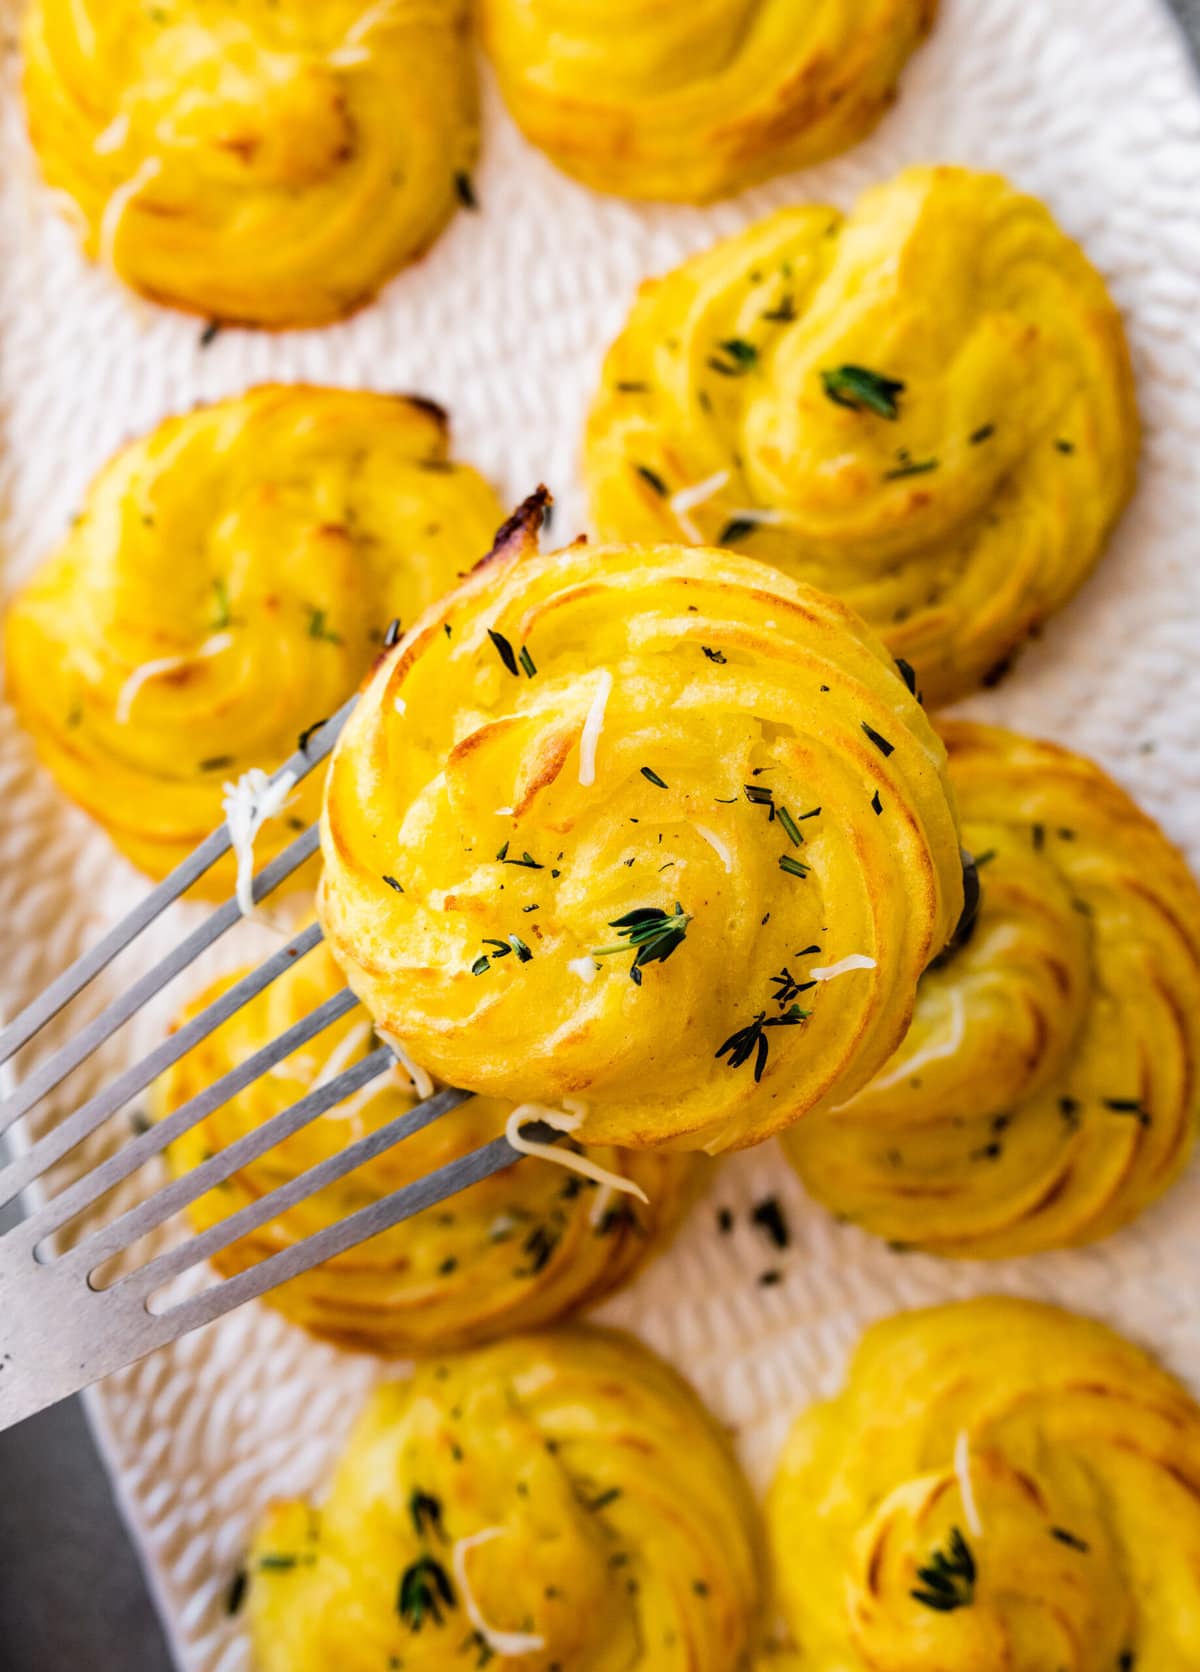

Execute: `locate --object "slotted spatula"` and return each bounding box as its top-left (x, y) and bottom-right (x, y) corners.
top-left (0, 695), bottom-right (558, 1431)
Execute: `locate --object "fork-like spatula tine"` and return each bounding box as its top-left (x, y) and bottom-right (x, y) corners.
top-left (0, 698), bottom-right (551, 1431)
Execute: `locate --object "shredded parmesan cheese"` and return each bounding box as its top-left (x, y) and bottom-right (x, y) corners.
top-left (693, 823), bottom-right (733, 872)
top-left (567, 957), bottom-right (600, 983)
top-left (451, 1528), bottom-right (545, 1658)
top-left (494, 806), bottom-right (515, 817)
top-left (868, 989), bottom-right (966, 1095)
top-left (98, 157), bottom-right (163, 275)
top-left (115, 632), bottom-right (232, 724)
top-left (669, 471), bottom-right (730, 541)
top-left (46, 188), bottom-right (92, 237)
top-left (671, 470), bottom-right (730, 515)
top-left (578, 670), bottom-right (613, 787)
top-left (954, 1430), bottom-right (984, 1538)
top-left (376, 1027), bottom-right (435, 1100)
top-left (221, 767), bottom-right (297, 920)
top-left (94, 111), bottom-right (131, 155)
top-left (504, 1105), bottom-right (649, 1206)
top-left (589, 1182), bottom-right (615, 1228)
top-left (313, 1021), bottom-right (374, 1090)
top-left (722, 506), bottom-right (784, 527)
top-left (809, 954), bottom-right (877, 982)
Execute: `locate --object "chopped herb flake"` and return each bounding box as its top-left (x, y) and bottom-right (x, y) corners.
top-left (306, 606), bottom-right (341, 643)
top-left (487, 628), bottom-right (519, 676)
top-left (640, 767), bottom-right (668, 788)
top-left (709, 337), bottom-right (758, 376)
top-left (751, 1196), bottom-right (789, 1249)
top-left (822, 365), bottom-right (905, 420)
top-left (861, 722), bottom-right (895, 757)
top-left (884, 457), bottom-right (938, 480)
top-left (409, 1490), bottom-right (445, 1542)
top-left (635, 464), bottom-right (668, 497)
top-left (776, 805), bottom-right (803, 847)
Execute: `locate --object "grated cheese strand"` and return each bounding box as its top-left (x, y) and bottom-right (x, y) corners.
top-left (567, 957), bottom-right (600, 984)
top-left (589, 1181), bottom-right (615, 1228)
top-left (98, 157), bottom-right (163, 276)
top-left (376, 1027), bottom-right (435, 1100)
top-left (452, 1528), bottom-right (545, 1657)
top-left (94, 111), bottom-right (131, 155)
top-left (867, 988), bottom-right (966, 1095)
top-left (954, 1430), bottom-right (984, 1539)
top-left (115, 632), bottom-right (233, 724)
top-left (692, 822), bottom-right (733, 872)
top-left (670, 470), bottom-right (730, 517)
top-left (722, 506), bottom-right (785, 527)
top-left (809, 954), bottom-right (877, 981)
top-left (313, 1020), bottom-right (375, 1091)
top-left (504, 1105), bottom-right (649, 1205)
top-left (221, 767), bottom-right (297, 920)
top-left (577, 670), bottom-right (613, 787)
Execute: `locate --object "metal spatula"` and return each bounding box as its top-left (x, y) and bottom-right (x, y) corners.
top-left (0, 696), bottom-right (557, 1432)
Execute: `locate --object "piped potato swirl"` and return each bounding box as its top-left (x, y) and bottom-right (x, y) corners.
top-left (155, 944), bottom-right (700, 1354)
top-left (248, 1326), bottom-right (762, 1670)
top-left (768, 1298), bottom-right (1200, 1670)
top-left (587, 166), bottom-right (1139, 705)
top-left (22, 0), bottom-right (478, 326)
top-left (318, 495), bottom-right (963, 1153)
top-left (782, 722), bottom-right (1200, 1256)
top-left (4, 386), bottom-right (504, 897)
top-left (479, 0), bottom-right (936, 203)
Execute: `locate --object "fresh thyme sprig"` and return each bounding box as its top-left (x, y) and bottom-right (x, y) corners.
top-left (715, 1004), bottom-right (809, 1082)
top-left (592, 903), bottom-right (690, 986)
top-left (911, 1528), bottom-right (976, 1613)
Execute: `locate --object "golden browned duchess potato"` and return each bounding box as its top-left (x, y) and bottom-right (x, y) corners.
top-left (317, 492), bottom-right (964, 1154)
top-left (479, 0), bottom-right (936, 203)
top-left (22, 0), bottom-right (478, 326)
top-left (782, 722), bottom-right (1200, 1256)
top-left (4, 386), bottom-right (504, 898)
top-left (155, 943), bottom-right (701, 1354)
top-left (587, 166), bottom-right (1139, 705)
top-left (768, 1297), bottom-right (1200, 1669)
top-left (247, 1326), bottom-right (763, 1668)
